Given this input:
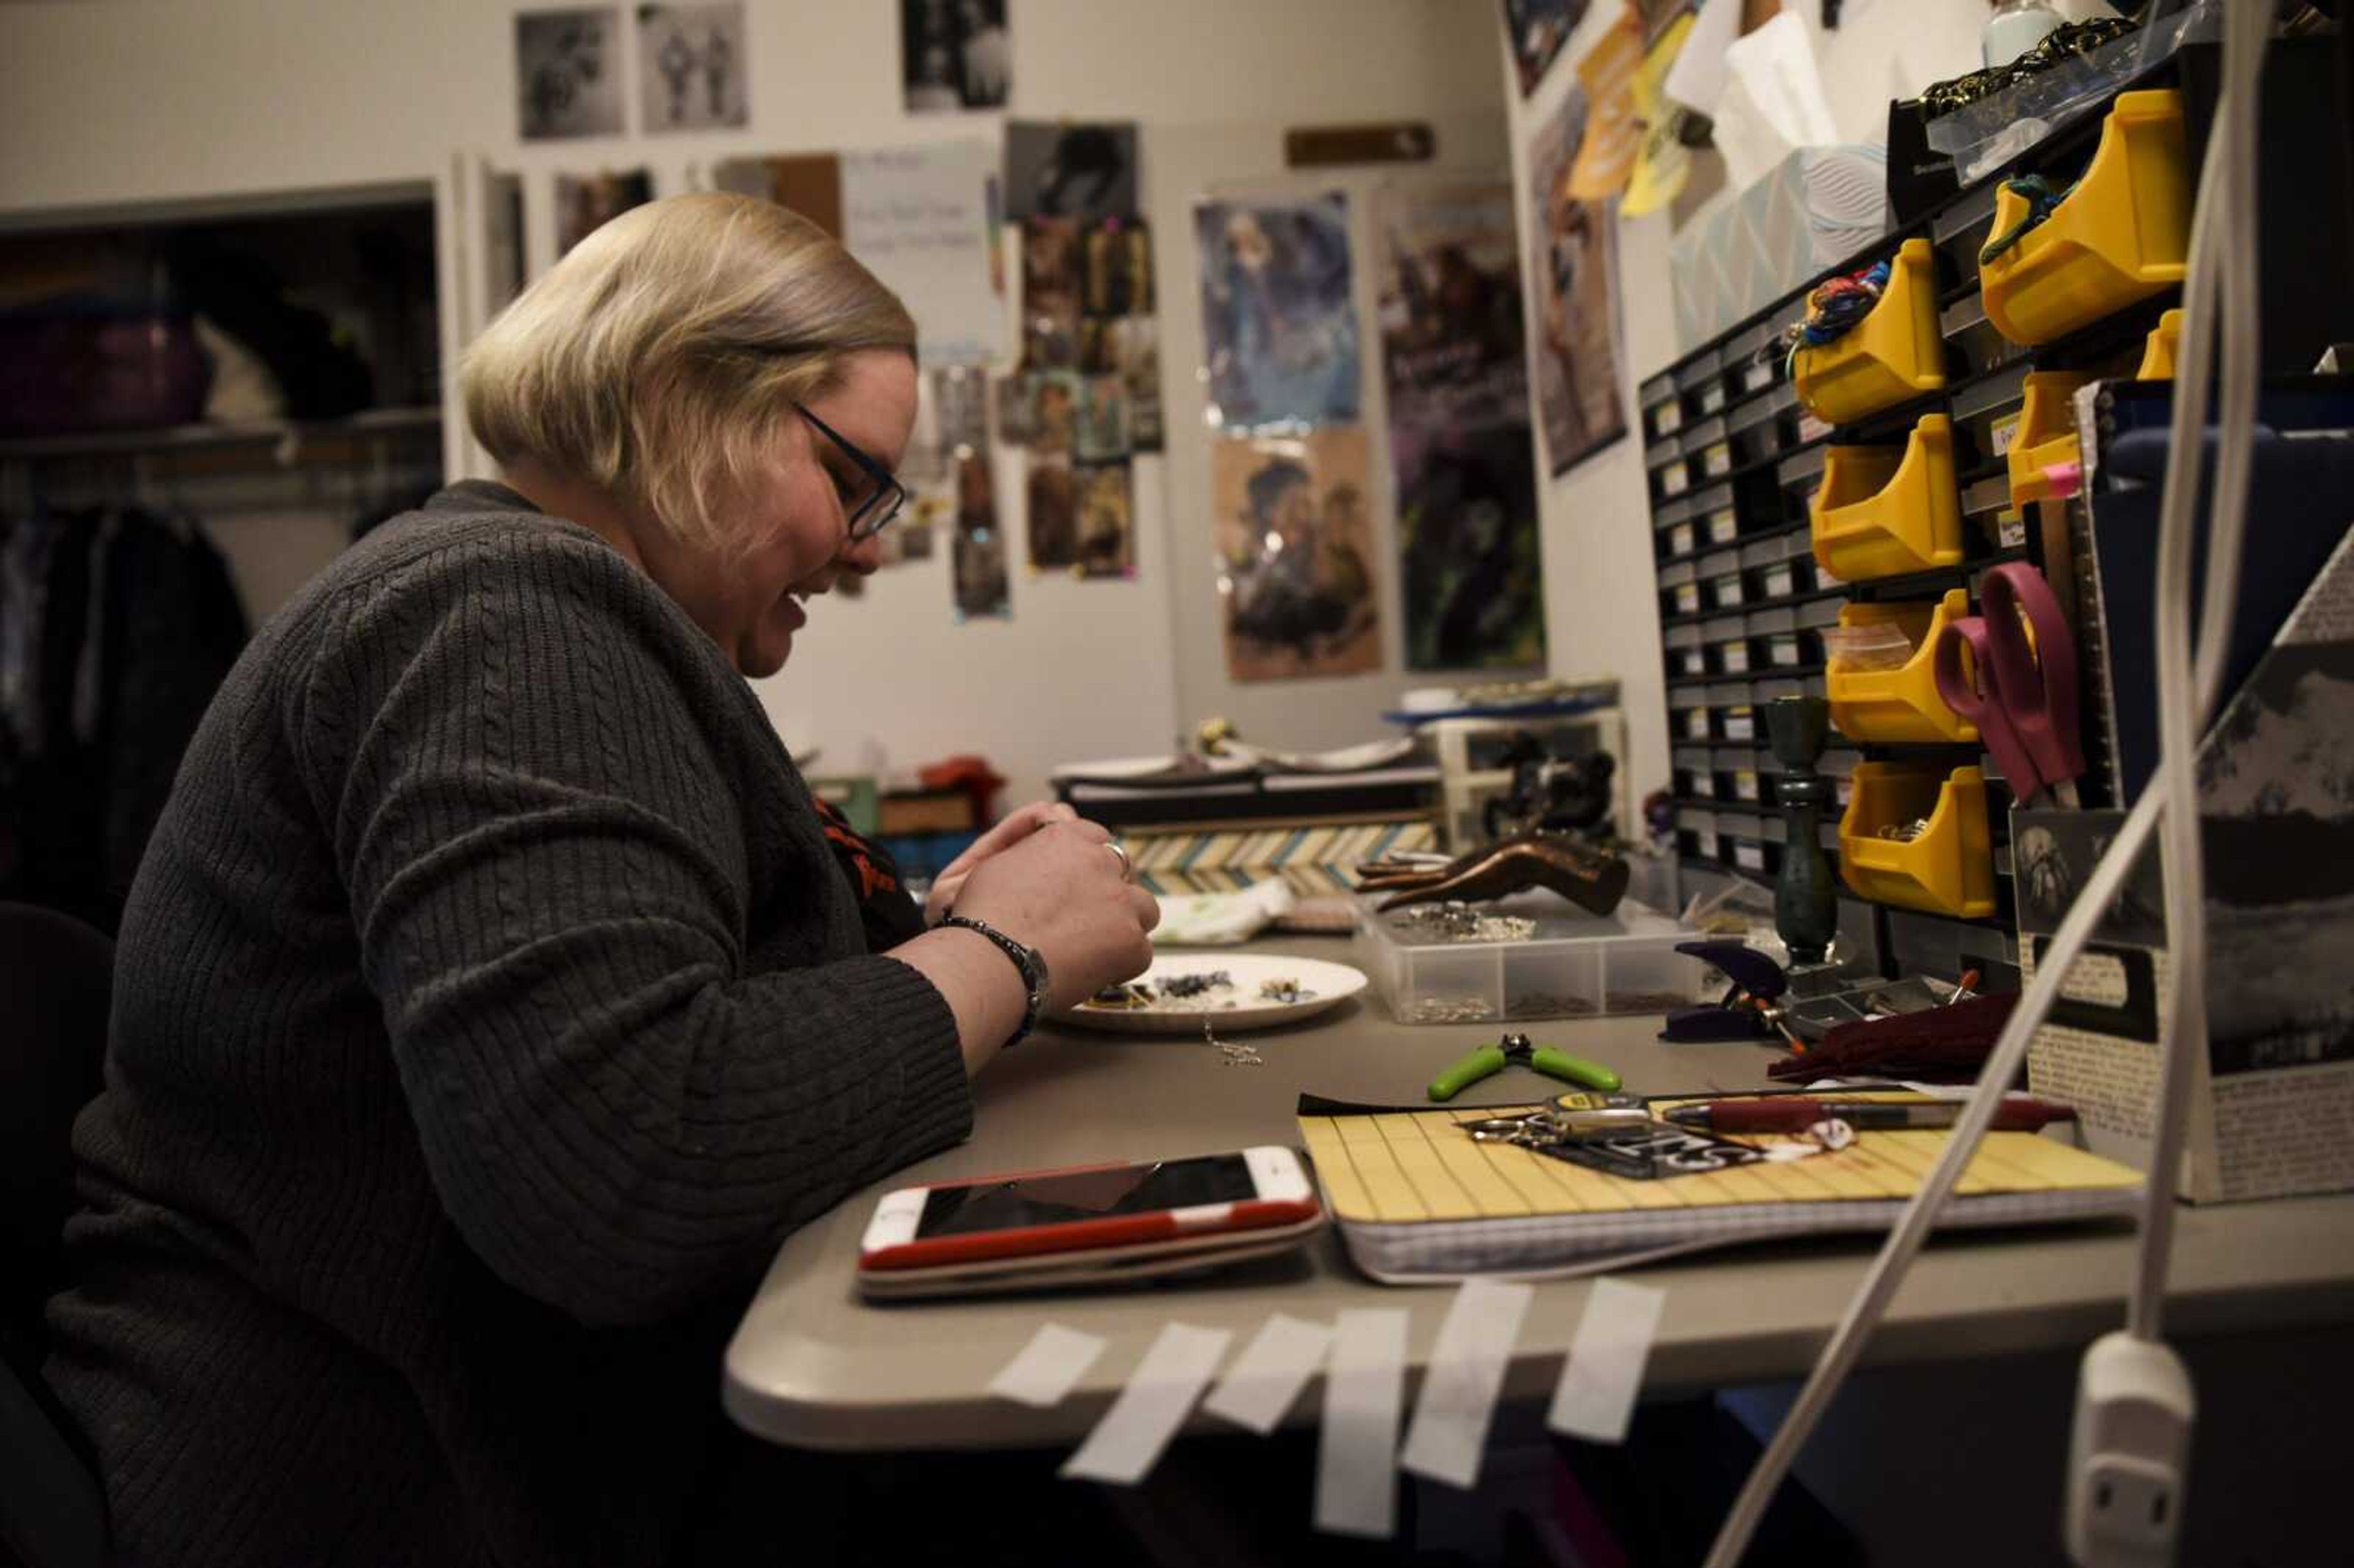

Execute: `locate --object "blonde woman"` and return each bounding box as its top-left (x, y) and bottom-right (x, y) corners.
top-left (44, 193), bottom-right (1156, 1567)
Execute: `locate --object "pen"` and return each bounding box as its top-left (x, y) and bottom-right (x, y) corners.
top-left (1664, 1097), bottom-right (2078, 1134)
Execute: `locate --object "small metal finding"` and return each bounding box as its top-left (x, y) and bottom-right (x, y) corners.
top-left (1203, 1017), bottom-right (1263, 1067)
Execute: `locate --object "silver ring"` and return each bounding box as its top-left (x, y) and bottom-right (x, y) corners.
top-left (1106, 841), bottom-right (1133, 882)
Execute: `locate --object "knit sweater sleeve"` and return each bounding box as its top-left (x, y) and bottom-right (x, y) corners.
top-left (292, 529), bottom-right (972, 1328)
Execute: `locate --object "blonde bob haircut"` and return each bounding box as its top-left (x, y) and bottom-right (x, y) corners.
top-left (460, 191), bottom-right (916, 552)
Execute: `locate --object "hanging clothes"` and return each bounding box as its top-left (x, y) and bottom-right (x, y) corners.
top-left (0, 505), bottom-right (248, 932)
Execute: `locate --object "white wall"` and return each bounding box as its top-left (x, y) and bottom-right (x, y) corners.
top-left (0, 0), bottom-right (1509, 806)
top-left (1496, 0), bottom-right (2020, 813)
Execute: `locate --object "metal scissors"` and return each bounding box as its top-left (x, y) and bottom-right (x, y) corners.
top-left (1931, 561), bottom-right (2085, 807)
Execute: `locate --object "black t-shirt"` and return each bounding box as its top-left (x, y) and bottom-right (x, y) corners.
top-left (813, 797), bottom-right (927, 950)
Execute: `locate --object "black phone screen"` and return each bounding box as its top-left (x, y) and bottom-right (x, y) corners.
top-left (913, 1156), bottom-right (1258, 1239)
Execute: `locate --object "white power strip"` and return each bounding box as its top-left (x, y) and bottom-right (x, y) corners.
top-left (2066, 1333), bottom-right (2196, 1568)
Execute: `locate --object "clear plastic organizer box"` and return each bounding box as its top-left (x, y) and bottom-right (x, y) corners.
top-left (1352, 893), bottom-right (1710, 1025)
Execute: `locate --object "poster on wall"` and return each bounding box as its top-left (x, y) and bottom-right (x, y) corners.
top-left (1395, 424), bottom-right (1547, 670)
top-left (1526, 85), bottom-right (1630, 476)
top-left (840, 141), bottom-right (1007, 367)
top-left (952, 450), bottom-right (1011, 620)
top-left (555, 169), bottom-right (653, 256)
top-left (1375, 183), bottom-right (1528, 433)
top-left (517, 9), bottom-right (624, 140)
top-left (1374, 182), bottom-right (1544, 671)
top-left (902, 0), bottom-right (1010, 112)
top-left (1005, 121), bottom-right (1138, 223)
top-left (1194, 193), bottom-right (1360, 433)
top-left (636, 3), bottom-right (748, 132)
top-left (1212, 428), bottom-right (1382, 683)
top-left (1499, 0), bottom-right (1591, 98)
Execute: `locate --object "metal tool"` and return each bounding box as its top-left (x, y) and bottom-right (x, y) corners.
top-left (1931, 561), bottom-right (2085, 808)
top-left (1659, 942), bottom-right (1805, 1050)
top-left (1461, 1106), bottom-right (1658, 1147)
top-left (1426, 1031), bottom-right (1624, 1102)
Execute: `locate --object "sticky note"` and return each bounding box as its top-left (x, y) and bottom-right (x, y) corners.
top-left (1547, 1277), bottom-right (1666, 1444)
top-left (988, 1323), bottom-right (1107, 1409)
top-left (1059, 1323), bottom-right (1231, 1485)
top-left (1203, 1314), bottom-right (1333, 1434)
top-left (1400, 1279), bottom-right (1534, 1488)
top-left (1316, 1308), bottom-right (1409, 1539)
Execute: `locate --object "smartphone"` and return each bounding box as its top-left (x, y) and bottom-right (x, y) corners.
top-left (858, 1147), bottom-right (1318, 1277)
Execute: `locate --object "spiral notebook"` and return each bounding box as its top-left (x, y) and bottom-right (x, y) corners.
top-left (1295, 1092), bottom-right (2144, 1284)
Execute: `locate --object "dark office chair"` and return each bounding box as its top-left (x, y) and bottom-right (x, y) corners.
top-left (0, 902), bottom-right (113, 1568)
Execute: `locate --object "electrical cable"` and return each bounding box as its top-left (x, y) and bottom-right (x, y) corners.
top-left (1699, 6), bottom-right (2269, 1559)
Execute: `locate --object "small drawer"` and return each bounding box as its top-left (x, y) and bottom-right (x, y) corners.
top-left (1777, 443), bottom-right (1829, 524)
top-left (1820, 745), bottom-right (1862, 811)
top-left (1960, 470), bottom-right (2029, 554)
top-left (1939, 290), bottom-right (2027, 381)
top-left (1716, 808), bottom-right (1773, 877)
top-left (1748, 605), bottom-right (1804, 671)
top-left (1728, 382), bottom-right (1798, 468)
top-left (1694, 484), bottom-right (1740, 547)
top-left (1645, 394), bottom-right (1686, 444)
top-left (1838, 763), bottom-right (1998, 918)
top-left (2006, 370), bottom-right (2090, 510)
top-left (1659, 560), bottom-right (1703, 620)
top-left (1792, 238), bottom-right (1947, 425)
top-left (1701, 547), bottom-right (1746, 611)
top-left (1932, 180), bottom-right (2000, 291)
top-left (1949, 360), bottom-right (2032, 473)
top-left (1664, 622), bottom-right (1709, 679)
top-left (1674, 746), bottom-right (1715, 799)
top-left (1677, 806), bottom-right (1720, 863)
top-left (1674, 348), bottom-right (1724, 399)
top-left (1715, 700), bottom-right (1758, 745)
top-left (1810, 414), bottom-right (1964, 584)
top-left (1721, 748), bottom-right (1764, 806)
top-left (1672, 692), bottom-right (1714, 743)
top-left (1683, 416), bottom-right (1734, 484)
top-left (1702, 614), bottom-right (1752, 676)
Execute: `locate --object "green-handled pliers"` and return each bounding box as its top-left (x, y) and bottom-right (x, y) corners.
top-left (1428, 1031), bottom-right (1623, 1103)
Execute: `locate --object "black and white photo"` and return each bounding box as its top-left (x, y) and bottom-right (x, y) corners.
top-left (901, 0), bottom-right (1010, 113)
top-left (516, 8), bottom-right (624, 140)
top-left (636, 3), bottom-right (748, 132)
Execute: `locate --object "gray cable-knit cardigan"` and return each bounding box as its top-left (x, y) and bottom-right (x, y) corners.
top-left (44, 481), bottom-right (973, 1567)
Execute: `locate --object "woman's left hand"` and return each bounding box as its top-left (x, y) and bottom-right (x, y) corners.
top-left (924, 799), bottom-right (1080, 925)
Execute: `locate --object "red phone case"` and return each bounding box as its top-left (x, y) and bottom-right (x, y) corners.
top-left (858, 1159), bottom-right (1320, 1274)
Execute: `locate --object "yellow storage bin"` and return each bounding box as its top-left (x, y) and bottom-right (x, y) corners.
top-left (1810, 414), bottom-right (1963, 583)
top-left (2005, 371), bottom-right (2089, 509)
top-left (1979, 90), bottom-right (2190, 346)
top-left (1826, 590), bottom-right (1980, 745)
top-left (1838, 762), bottom-right (1998, 918)
top-left (1792, 238), bottom-right (1947, 425)
top-left (2136, 307), bottom-right (2184, 379)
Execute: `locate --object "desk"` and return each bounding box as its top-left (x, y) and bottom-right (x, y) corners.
top-left (723, 937), bottom-right (2354, 1451)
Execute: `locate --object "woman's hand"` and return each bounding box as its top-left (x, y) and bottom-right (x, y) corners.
top-left (924, 799), bottom-right (1076, 926)
top-left (949, 816), bottom-right (1158, 1011)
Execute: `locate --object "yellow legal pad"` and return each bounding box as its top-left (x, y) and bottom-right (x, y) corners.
top-left (1297, 1094), bottom-right (2146, 1282)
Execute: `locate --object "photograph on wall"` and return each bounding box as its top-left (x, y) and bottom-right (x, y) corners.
top-left (902, 0), bottom-right (1010, 112)
top-left (517, 8), bottom-right (624, 140)
top-left (841, 140), bottom-right (1005, 367)
top-left (637, 3), bottom-right (748, 132)
top-left (1118, 318), bottom-right (1164, 452)
top-left (1526, 85), bottom-right (1631, 476)
top-left (994, 372), bottom-right (1037, 446)
top-left (1005, 121), bottom-right (1138, 223)
top-left (1075, 461), bottom-right (1135, 578)
top-left (1194, 193), bottom-right (1360, 433)
top-left (1084, 220), bottom-right (1152, 317)
top-left (953, 449), bottom-right (1011, 620)
top-left (1020, 217), bottom-right (1085, 367)
top-left (1394, 424), bottom-right (1546, 671)
top-left (1499, 0), bottom-right (1590, 98)
top-left (1026, 456), bottom-right (1080, 571)
top-left (1374, 183), bottom-right (1528, 434)
top-left (1212, 428), bottom-right (1382, 683)
top-left (555, 168), bottom-right (654, 256)
top-left (1076, 375), bottom-right (1130, 461)
top-left (1031, 370), bottom-right (1080, 455)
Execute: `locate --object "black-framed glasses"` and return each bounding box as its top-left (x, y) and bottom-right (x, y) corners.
top-left (797, 404), bottom-right (909, 541)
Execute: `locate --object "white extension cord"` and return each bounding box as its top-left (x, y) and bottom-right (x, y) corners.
top-left (1699, 6), bottom-right (2271, 1564)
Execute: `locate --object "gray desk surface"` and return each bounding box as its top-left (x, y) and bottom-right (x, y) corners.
top-left (723, 935), bottom-right (2354, 1450)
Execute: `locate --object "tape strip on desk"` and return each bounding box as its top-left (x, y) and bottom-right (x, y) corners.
top-left (1547, 1277), bottom-right (1667, 1445)
top-left (988, 1323), bottom-right (1107, 1409)
top-left (1202, 1314), bottom-right (1333, 1436)
top-left (1316, 1309), bottom-right (1409, 1540)
top-left (1059, 1322), bottom-right (1232, 1486)
top-left (1399, 1279), bottom-right (1535, 1490)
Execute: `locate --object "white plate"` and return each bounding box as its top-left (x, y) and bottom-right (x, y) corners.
top-left (1058, 953), bottom-right (1369, 1035)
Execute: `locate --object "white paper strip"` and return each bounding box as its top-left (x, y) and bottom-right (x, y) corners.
top-left (1203, 1314), bottom-right (1333, 1435)
top-left (1315, 1308), bottom-right (1409, 1539)
top-left (1059, 1323), bottom-right (1232, 1485)
top-left (988, 1323), bottom-right (1107, 1409)
top-left (1547, 1277), bottom-right (1667, 1444)
top-left (1399, 1278), bottom-right (1534, 1488)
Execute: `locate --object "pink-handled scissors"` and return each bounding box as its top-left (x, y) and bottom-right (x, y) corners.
top-left (1930, 562), bottom-right (2085, 807)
